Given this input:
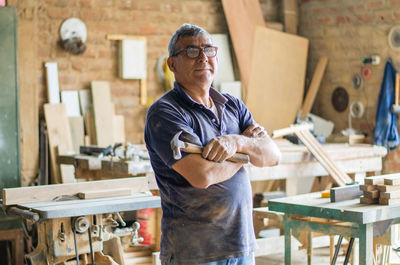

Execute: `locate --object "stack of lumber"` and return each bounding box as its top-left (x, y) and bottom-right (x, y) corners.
top-left (360, 174), bottom-right (400, 205)
top-left (44, 80), bottom-right (126, 184)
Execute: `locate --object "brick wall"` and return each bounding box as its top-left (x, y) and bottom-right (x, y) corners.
top-left (299, 0), bottom-right (400, 173)
top-left (9, 0), bottom-right (278, 185)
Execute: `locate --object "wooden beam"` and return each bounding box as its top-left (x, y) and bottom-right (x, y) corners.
top-left (2, 177), bottom-right (148, 205)
top-left (77, 188), bottom-right (132, 199)
top-left (300, 57), bottom-right (328, 117)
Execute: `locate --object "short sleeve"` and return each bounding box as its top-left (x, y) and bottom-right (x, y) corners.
top-left (145, 102), bottom-right (202, 168)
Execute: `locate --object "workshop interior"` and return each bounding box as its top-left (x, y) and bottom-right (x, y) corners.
top-left (3, 0), bottom-right (400, 264)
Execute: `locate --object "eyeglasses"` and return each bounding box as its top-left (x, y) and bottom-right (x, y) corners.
top-left (173, 46), bottom-right (218, 59)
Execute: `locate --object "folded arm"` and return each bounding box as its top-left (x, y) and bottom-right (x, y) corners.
top-left (172, 123), bottom-right (281, 189)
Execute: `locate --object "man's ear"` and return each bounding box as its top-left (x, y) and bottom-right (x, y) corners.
top-left (167, 57), bottom-right (176, 73)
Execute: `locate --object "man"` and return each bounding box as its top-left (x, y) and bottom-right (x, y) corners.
top-left (145, 24), bottom-right (281, 265)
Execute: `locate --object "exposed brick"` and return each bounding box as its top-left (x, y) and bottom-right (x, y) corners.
top-left (317, 16), bottom-right (333, 25)
top-left (390, 0), bottom-right (400, 7)
top-left (367, 0), bottom-right (384, 9)
top-left (355, 13), bottom-right (373, 23)
top-left (336, 16), bottom-right (352, 24)
top-left (140, 1), bottom-right (161, 11)
top-left (47, 7), bottom-right (72, 19)
top-left (375, 10), bottom-right (394, 22)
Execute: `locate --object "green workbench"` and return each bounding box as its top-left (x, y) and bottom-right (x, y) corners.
top-left (269, 192), bottom-right (400, 265)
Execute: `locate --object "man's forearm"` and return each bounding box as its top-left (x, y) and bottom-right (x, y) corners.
top-left (235, 134), bottom-right (281, 167)
top-left (172, 154), bottom-right (243, 189)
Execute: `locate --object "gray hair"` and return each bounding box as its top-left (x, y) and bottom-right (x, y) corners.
top-left (168, 23), bottom-right (211, 57)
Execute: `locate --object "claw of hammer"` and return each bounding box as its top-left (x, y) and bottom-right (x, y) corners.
top-left (170, 131), bottom-right (185, 160)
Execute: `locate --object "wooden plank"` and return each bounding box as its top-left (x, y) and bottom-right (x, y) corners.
top-left (300, 57), bottom-right (328, 117)
top-left (69, 116), bottom-right (84, 154)
top-left (247, 27), bottom-right (308, 132)
top-left (85, 111), bottom-right (97, 145)
top-left (113, 115), bottom-right (125, 143)
top-left (140, 78), bottom-right (147, 105)
top-left (2, 177), bottom-right (148, 205)
top-left (377, 184), bottom-right (400, 192)
top-left (44, 104), bottom-right (74, 184)
top-left (360, 184), bottom-right (378, 192)
top-left (380, 190), bottom-right (400, 199)
top-left (364, 175), bottom-right (386, 185)
top-left (384, 174), bottom-right (400, 185)
top-left (330, 185), bottom-right (362, 202)
top-left (221, 0), bottom-right (265, 88)
top-left (61, 90), bottom-right (81, 117)
top-left (379, 197), bottom-right (400, 205)
top-left (78, 89), bottom-right (92, 118)
top-left (360, 196), bottom-right (378, 204)
top-left (19, 13), bottom-right (39, 186)
top-left (283, 0), bottom-right (298, 34)
top-left (77, 188), bottom-right (131, 199)
top-left (363, 190), bottom-right (380, 199)
top-left (91, 81), bottom-right (114, 147)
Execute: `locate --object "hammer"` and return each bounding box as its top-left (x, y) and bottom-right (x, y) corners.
top-left (170, 131), bottom-right (250, 164)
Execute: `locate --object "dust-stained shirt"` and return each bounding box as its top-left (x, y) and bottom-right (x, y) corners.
top-left (144, 82), bottom-right (256, 264)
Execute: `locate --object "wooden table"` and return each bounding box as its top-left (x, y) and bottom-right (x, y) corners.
top-left (269, 192), bottom-right (400, 265)
top-left (246, 143), bottom-right (387, 195)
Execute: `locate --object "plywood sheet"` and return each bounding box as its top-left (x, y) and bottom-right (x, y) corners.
top-left (44, 104), bottom-right (74, 184)
top-left (222, 0), bottom-right (265, 88)
top-left (91, 81), bottom-right (114, 147)
top-left (247, 27), bottom-right (308, 132)
top-left (211, 34), bottom-right (235, 90)
top-left (113, 115), bottom-right (125, 143)
top-left (61, 90), bottom-right (81, 117)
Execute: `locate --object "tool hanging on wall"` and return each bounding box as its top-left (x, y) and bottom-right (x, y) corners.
top-left (331, 86), bottom-right (349, 112)
top-left (59, 18), bottom-right (87, 54)
top-left (389, 25), bottom-right (400, 50)
top-left (352, 73), bottom-right (364, 89)
top-left (156, 55), bottom-right (175, 91)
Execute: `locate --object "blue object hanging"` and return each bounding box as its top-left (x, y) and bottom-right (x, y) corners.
top-left (373, 60), bottom-right (400, 150)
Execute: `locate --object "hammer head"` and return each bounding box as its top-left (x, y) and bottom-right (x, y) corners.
top-left (170, 131), bottom-right (185, 160)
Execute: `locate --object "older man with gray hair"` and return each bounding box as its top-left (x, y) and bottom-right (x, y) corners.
top-left (145, 23), bottom-right (281, 265)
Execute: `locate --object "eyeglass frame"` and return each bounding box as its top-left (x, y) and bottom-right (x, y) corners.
top-left (172, 45), bottom-right (218, 59)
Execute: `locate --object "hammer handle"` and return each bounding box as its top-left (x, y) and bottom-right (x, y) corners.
top-left (183, 142), bottom-right (250, 164)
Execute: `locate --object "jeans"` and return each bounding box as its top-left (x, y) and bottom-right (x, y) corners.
top-left (162, 252), bottom-right (255, 265)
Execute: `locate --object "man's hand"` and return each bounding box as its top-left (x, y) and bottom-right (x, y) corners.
top-left (242, 123), bottom-right (268, 138)
top-left (202, 135), bottom-right (238, 163)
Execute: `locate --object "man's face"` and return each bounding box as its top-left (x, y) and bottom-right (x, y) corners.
top-left (168, 34), bottom-right (218, 89)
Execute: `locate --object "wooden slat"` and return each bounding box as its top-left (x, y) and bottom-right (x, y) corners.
top-left (379, 197), bottom-right (400, 205)
top-left (384, 175), bottom-right (400, 185)
top-left (77, 188), bottom-right (132, 199)
top-left (380, 190), bottom-right (400, 199)
top-left (377, 184), bottom-right (400, 192)
top-left (364, 175), bottom-right (385, 185)
top-left (363, 190), bottom-right (379, 199)
top-left (247, 27), bottom-right (308, 132)
top-left (360, 196), bottom-right (378, 204)
top-left (69, 116), bottom-right (84, 154)
top-left (300, 57), bottom-right (328, 117)
top-left (360, 184), bottom-right (378, 192)
top-left (221, 0), bottom-right (265, 88)
top-left (2, 177), bottom-right (148, 205)
top-left (19, 15), bottom-right (39, 186)
top-left (91, 81), bottom-right (114, 147)
top-left (44, 104), bottom-right (74, 184)
top-left (283, 0), bottom-right (298, 34)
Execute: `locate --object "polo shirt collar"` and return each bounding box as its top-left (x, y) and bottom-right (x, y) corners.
top-left (174, 82), bottom-right (228, 107)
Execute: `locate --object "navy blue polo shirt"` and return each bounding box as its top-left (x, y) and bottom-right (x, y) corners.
top-left (144, 82), bottom-right (256, 264)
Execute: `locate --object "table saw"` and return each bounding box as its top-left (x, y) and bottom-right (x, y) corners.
top-left (2, 177), bottom-right (161, 265)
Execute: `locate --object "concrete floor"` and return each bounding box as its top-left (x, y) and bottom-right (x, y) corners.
top-left (255, 246), bottom-right (345, 265)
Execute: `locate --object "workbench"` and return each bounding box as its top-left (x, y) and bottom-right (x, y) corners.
top-left (59, 143), bottom-right (387, 194)
top-left (2, 177), bottom-right (161, 265)
top-left (246, 143), bottom-right (387, 195)
top-left (268, 192), bottom-right (400, 265)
